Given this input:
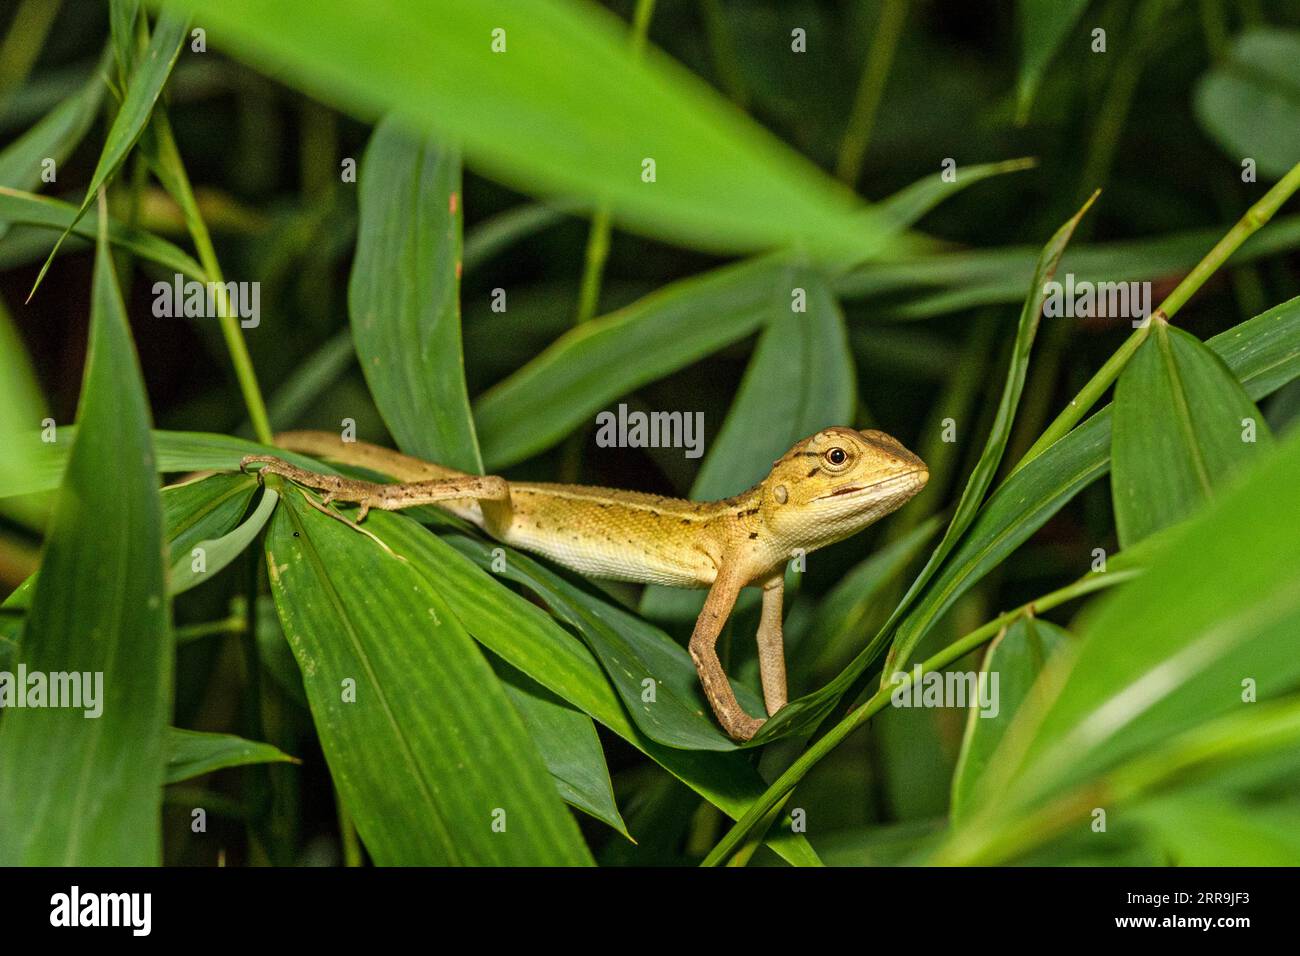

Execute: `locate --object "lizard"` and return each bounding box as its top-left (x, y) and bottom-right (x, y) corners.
top-left (240, 425), bottom-right (927, 741)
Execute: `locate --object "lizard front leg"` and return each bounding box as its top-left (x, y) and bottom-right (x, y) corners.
top-left (756, 574), bottom-right (787, 716)
top-left (240, 455), bottom-right (510, 520)
top-left (689, 565), bottom-right (765, 742)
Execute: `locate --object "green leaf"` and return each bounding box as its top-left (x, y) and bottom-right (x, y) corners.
top-left (833, 214), bottom-right (1300, 318)
top-left (1016, 0), bottom-right (1089, 121)
top-left (498, 664), bottom-right (630, 839)
top-left (831, 296), bottom-right (1300, 729)
top-left (1112, 322), bottom-right (1272, 546)
top-left (0, 198), bottom-right (171, 865)
top-left (169, 486), bottom-right (276, 595)
top-left (1, 428), bottom-right (320, 500)
top-left (0, 186), bottom-right (206, 280)
top-left (28, 6), bottom-right (188, 297)
top-left (1195, 29), bottom-right (1300, 181)
top-left (165, 727), bottom-right (297, 784)
top-left (698, 272), bottom-right (855, 498)
top-left (109, 0), bottom-right (143, 79)
top-left (0, 472), bottom-right (257, 619)
top-left (0, 293), bottom-right (49, 527)
top-left (1126, 791), bottom-right (1300, 866)
top-left (350, 116), bottom-right (482, 472)
top-left (163, 473), bottom-right (259, 566)
top-left (263, 488), bottom-right (593, 865)
top-left (881, 194), bottom-right (1095, 677)
top-left (0, 60), bottom-right (104, 192)
top-left (641, 268), bottom-right (855, 621)
top-left (949, 617), bottom-right (1070, 824)
top-left (173, 0), bottom-right (883, 259)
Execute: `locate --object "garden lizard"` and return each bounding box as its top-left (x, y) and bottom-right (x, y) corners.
top-left (242, 426), bottom-right (927, 741)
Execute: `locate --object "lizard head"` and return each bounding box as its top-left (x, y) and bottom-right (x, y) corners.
top-left (762, 426), bottom-right (928, 552)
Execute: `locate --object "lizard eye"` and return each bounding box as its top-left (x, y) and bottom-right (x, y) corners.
top-left (825, 447), bottom-right (848, 466)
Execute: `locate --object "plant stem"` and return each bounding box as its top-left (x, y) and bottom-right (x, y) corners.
top-left (1015, 160), bottom-right (1300, 472)
top-left (337, 792), bottom-right (363, 866)
top-left (174, 615), bottom-right (245, 644)
top-left (574, 207), bottom-right (612, 325)
top-left (835, 0), bottom-right (908, 186)
top-left (574, 0), bottom-right (656, 325)
top-left (701, 568), bottom-right (1138, 866)
top-left (148, 113), bottom-right (275, 444)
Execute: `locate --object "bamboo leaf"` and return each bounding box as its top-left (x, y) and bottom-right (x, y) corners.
top-left (350, 117), bottom-right (481, 471)
top-left (1015, 0), bottom-right (1089, 121)
top-left (28, 6), bottom-right (188, 297)
top-left (445, 533), bottom-right (750, 752)
top-left (0, 59), bottom-right (104, 192)
top-left (173, 0), bottom-right (879, 259)
top-left (0, 293), bottom-right (49, 527)
top-left (1195, 29), bottom-right (1300, 181)
top-left (0, 186), bottom-right (206, 280)
top-left (499, 664), bottom-right (630, 839)
top-left (162, 473), bottom-right (259, 566)
top-left (0, 197), bottom-right (171, 865)
top-left (168, 486), bottom-right (276, 595)
top-left (475, 257), bottom-right (783, 470)
top-left (1111, 322), bottom-right (1272, 546)
top-left (949, 617), bottom-right (1070, 824)
top-left (262, 489), bottom-right (593, 865)
top-left (1005, 431), bottom-right (1300, 801)
top-left (833, 215), bottom-right (1300, 317)
top-left (165, 727), bottom-right (297, 784)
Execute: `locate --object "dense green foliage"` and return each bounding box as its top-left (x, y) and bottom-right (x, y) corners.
top-left (1, 0), bottom-right (1298, 866)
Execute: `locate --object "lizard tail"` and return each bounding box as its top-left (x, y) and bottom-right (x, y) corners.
top-left (273, 430), bottom-right (472, 482)
top-left (271, 430), bottom-right (488, 528)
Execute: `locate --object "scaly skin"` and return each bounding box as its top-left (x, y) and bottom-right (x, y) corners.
top-left (242, 426), bottom-right (927, 741)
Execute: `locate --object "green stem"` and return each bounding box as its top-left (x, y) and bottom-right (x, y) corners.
top-left (701, 568), bottom-right (1138, 866)
top-left (148, 113), bottom-right (275, 444)
top-left (174, 615), bottom-right (245, 644)
top-left (337, 792), bottom-right (363, 866)
top-left (1015, 160), bottom-right (1300, 471)
top-left (574, 207), bottom-right (612, 325)
top-left (835, 0), bottom-right (908, 186)
top-left (574, 0), bottom-right (655, 325)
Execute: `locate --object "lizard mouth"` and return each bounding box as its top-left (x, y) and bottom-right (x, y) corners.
top-left (816, 469), bottom-right (927, 501)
